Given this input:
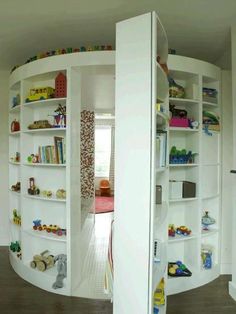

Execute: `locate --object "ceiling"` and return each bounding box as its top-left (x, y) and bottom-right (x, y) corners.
top-left (0, 0), bottom-right (234, 70)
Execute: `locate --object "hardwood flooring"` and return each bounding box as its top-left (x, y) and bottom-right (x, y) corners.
top-left (1, 246), bottom-right (236, 314)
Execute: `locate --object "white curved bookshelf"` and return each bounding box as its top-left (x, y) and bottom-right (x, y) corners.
top-left (23, 194), bottom-right (66, 202)
top-left (167, 55), bottom-right (221, 296)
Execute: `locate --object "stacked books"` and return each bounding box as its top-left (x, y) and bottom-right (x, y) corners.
top-left (38, 137), bottom-right (66, 164)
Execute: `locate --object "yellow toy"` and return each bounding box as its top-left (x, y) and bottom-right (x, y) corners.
top-left (154, 278), bottom-right (165, 306)
top-left (25, 87), bottom-right (55, 102)
top-left (13, 209), bottom-right (21, 225)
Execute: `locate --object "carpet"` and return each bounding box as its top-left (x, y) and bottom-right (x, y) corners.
top-left (95, 196), bottom-right (114, 214)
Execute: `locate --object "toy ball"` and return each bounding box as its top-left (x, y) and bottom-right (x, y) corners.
top-left (169, 267), bottom-right (176, 275)
top-left (176, 268), bottom-right (183, 275)
top-left (173, 264), bottom-right (178, 270)
top-left (176, 261), bottom-right (182, 266)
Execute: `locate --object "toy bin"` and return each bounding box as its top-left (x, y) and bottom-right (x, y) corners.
top-left (170, 117), bottom-right (189, 128)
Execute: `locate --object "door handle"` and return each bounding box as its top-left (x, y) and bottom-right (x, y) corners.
top-left (230, 170), bottom-right (236, 173)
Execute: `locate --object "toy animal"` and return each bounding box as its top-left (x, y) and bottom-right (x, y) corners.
top-left (52, 254), bottom-right (67, 289)
top-left (28, 177), bottom-right (40, 195)
top-left (11, 182), bottom-right (21, 192)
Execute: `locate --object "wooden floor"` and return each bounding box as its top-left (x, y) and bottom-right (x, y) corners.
top-left (1, 246), bottom-right (236, 314)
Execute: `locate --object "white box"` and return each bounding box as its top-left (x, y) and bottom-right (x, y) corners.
top-left (169, 181), bottom-right (183, 199)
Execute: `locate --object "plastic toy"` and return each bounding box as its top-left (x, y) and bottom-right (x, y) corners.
top-left (32, 220), bottom-right (66, 236)
top-left (154, 278), bottom-right (165, 306)
top-left (55, 73), bottom-right (67, 98)
top-left (28, 177), bottom-right (40, 195)
top-left (56, 189), bottom-right (66, 199)
top-left (10, 152), bottom-right (20, 163)
top-left (202, 211), bottom-right (216, 231)
top-left (11, 182), bottom-right (21, 192)
top-left (11, 120), bottom-right (20, 132)
top-left (27, 154), bottom-right (39, 163)
top-left (30, 250), bottom-right (55, 272)
top-left (169, 146), bottom-right (197, 164)
top-left (52, 254), bottom-right (67, 289)
top-left (201, 246), bottom-right (213, 269)
top-left (41, 190), bottom-right (53, 198)
top-left (203, 110), bottom-right (220, 131)
top-left (28, 120), bottom-right (52, 129)
top-left (168, 77), bottom-right (185, 98)
top-left (176, 226), bottom-right (191, 236)
top-left (12, 94), bottom-right (20, 108)
top-left (13, 209), bottom-right (21, 225)
top-left (168, 261), bottom-right (192, 277)
top-left (168, 224), bottom-right (176, 237)
top-left (10, 241), bottom-right (21, 253)
top-left (25, 87), bottom-right (55, 102)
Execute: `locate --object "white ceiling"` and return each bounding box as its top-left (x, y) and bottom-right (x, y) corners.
top-left (0, 0), bottom-right (234, 70)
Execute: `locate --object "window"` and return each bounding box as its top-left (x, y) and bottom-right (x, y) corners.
top-left (95, 126), bottom-right (111, 177)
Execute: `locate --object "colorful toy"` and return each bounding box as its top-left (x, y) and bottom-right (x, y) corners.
top-left (169, 146), bottom-right (197, 164)
top-left (168, 77), bottom-right (185, 98)
top-left (32, 220), bottom-right (66, 236)
top-left (56, 189), bottom-right (66, 199)
top-left (27, 154), bottom-right (40, 163)
top-left (52, 254), bottom-right (67, 289)
top-left (11, 181), bottom-right (21, 192)
top-left (30, 250), bottom-right (55, 272)
top-left (28, 120), bottom-right (52, 130)
top-left (52, 104), bottom-right (67, 128)
top-left (11, 120), bottom-right (20, 132)
top-left (168, 224), bottom-right (176, 237)
top-left (13, 209), bottom-right (21, 225)
top-left (12, 94), bottom-right (20, 108)
top-left (10, 152), bottom-right (20, 163)
top-left (25, 87), bottom-right (55, 102)
top-left (176, 226), bottom-right (191, 236)
top-left (10, 241), bottom-right (21, 253)
top-left (201, 246), bottom-right (213, 269)
top-left (28, 177), bottom-right (40, 195)
top-left (55, 73), bottom-right (67, 98)
top-left (154, 278), bottom-right (165, 307)
top-left (202, 211), bottom-right (216, 231)
top-left (168, 261), bottom-right (192, 277)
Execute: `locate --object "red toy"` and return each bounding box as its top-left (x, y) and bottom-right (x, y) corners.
top-left (11, 120), bottom-right (20, 132)
top-left (55, 72), bottom-right (67, 98)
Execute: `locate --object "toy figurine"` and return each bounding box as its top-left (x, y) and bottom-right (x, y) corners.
top-left (52, 254), bottom-right (67, 289)
top-left (11, 182), bottom-right (21, 192)
top-left (28, 177), bottom-right (40, 195)
top-left (168, 224), bottom-right (176, 237)
top-left (202, 211), bottom-right (216, 231)
top-left (12, 94), bottom-right (20, 108)
top-left (11, 120), bottom-right (20, 132)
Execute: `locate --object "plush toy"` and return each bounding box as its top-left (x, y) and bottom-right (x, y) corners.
top-left (52, 254), bottom-right (67, 289)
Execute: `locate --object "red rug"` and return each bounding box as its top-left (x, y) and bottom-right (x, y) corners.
top-left (95, 196), bottom-right (114, 214)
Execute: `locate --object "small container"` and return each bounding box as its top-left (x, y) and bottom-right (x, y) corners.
top-left (182, 181), bottom-right (196, 198)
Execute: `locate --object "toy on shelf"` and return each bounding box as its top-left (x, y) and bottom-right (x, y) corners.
top-left (13, 209), bottom-right (21, 225)
top-left (168, 77), bottom-right (185, 98)
top-left (52, 254), bottom-right (67, 289)
top-left (12, 94), bottom-right (20, 108)
top-left (11, 181), bottom-right (21, 192)
top-left (176, 226), bottom-right (191, 236)
top-left (30, 250), bottom-right (55, 272)
top-left (169, 146), bottom-right (197, 164)
top-left (202, 211), bottom-right (216, 231)
top-left (25, 87), bottom-right (55, 103)
top-left (10, 152), bottom-right (20, 163)
top-left (11, 120), bottom-right (20, 132)
top-left (169, 104), bottom-right (199, 129)
top-left (168, 261), bottom-right (192, 277)
top-left (41, 190), bottom-right (53, 198)
top-left (28, 177), bottom-right (40, 195)
top-left (202, 87), bottom-right (218, 104)
top-left (56, 189), bottom-right (66, 199)
top-left (168, 224), bottom-right (176, 237)
top-left (55, 73), bottom-right (67, 98)
top-left (203, 110), bottom-right (220, 132)
top-left (52, 104), bottom-right (67, 128)
top-left (153, 278), bottom-right (165, 312)
top-left (10, 241), bottom-right (21, 253)
top-left (201, 245), bottom-right (213, 269)
top-left (32, 220), bottom-right (67, 236)
top-left (27, 154), bottom-right (40, 163)
top-left (28, 119), bottom-right (52, 130)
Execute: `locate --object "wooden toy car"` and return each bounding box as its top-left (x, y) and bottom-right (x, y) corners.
top-left (10, 241), bottom-right (21, 253)
top-left (28, 120), bottom-right (52, 130)
top-left (25, 87), bottom-right (55, 102)
top-left (30, 250), bottom-right (55, 272)
top-left (176, 226), bottom-right (191, 236)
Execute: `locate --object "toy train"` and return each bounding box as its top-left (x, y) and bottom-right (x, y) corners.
top-left (33, 220), bottom-right (66, 236)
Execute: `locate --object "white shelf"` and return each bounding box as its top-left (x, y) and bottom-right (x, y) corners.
top-left (168, 234), bottom-right (197, 243)
top-left (9, 106), bottom-right (21, 113)
top-left (23, 229), bottom-right (66, 242)
top-left (24, 194), bottom-right (66, 203)
top-left (169, 164), bottom-right (199, 167)
top-left (9, 131), bottom-right (21, 136)
top-left (156, 167), bottom-right (167, 173)
top-left (23, 97), bottom-right (66, 108)
top-left (169, 197), bottom-right (198, 203)
top-left (169, 98), bottom-right (199, 105)
top-left (202, 101), bottom-right (218, 107)
top-left (154, 202), bottom-right (168, 227)
top-left (169, 127), bottom-right (199, 132)
top-left (156, 111), bottom-right (169, 122)
top-left (201, 229), bottom-right (219, 238)
top-left (23, 128), bottom-right (66, 134)
top-left (23, 163), bottom-right (66, 167)
top-left (202, 194), bottom-right (220, 200)
top-left (9, 161), bottom-right (20, 165)
top-left (9, 189), bottom-right (21, 196)
top-left (156, 62), bottom-right (169, 102)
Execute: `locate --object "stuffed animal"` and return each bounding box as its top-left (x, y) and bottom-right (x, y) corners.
top-left (52, 254), bottom-right (67, 289)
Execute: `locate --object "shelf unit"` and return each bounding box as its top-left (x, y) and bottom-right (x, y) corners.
top-left (9, 50), bottom-right (115, 297)
top-left (115, 12), bottom-right (168, 314)
top-left (166, 55), bottom-right (221, 295)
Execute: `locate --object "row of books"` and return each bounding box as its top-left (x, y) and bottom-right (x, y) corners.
top-left (38, 137), bottom-right (66, 164)
top-left (156, 131), bottom-right (167, 168)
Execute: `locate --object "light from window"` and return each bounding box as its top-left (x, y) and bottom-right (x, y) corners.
top-left (95, 126), bottom-right (111, 177)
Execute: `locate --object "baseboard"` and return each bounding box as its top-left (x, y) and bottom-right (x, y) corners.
top-left (221, 263), bottom-right (232, 274)
top-left (229, 281), bottom-right (236, 300)
top-left (0, 236), bottom-right (9, 246)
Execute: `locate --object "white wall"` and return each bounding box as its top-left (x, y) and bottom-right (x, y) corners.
top-left (221, 70), bottom-right (233, 274)
top-left (0, 70), bottom-right (9, 245)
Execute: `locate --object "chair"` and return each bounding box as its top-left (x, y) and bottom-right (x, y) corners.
top-left (99, 179), bottom-right (111, 197)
